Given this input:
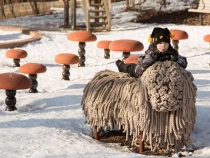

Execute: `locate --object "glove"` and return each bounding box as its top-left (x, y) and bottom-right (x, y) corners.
top-left (150, 52), bottom-right (161, 61)
top-left (158, 51), bottom-right (178, 62)
top-left (177, 55), bottom-right (187, 68)
top-left (170, 54), bottom-right (178, 62)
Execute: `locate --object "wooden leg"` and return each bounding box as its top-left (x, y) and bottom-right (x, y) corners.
top-left (5, 90), bottom-right (17, 111)
top-left (122, 52), bottom-right (130, 61)
top-left (172, 40), bottom-right (179, 51)
top-left (94, 126), bottom-right (99, 140)
top-left (62, 65), bottom-right (70, 80)
top-left (13, 59), bottom-right (20, 67)
top-left (139, 131), bottom-right (144, 154)
top-left (104, 49), bottom-right (110, 59)
top-left (78, 42), bottom-right (86, 67)
top-left (29, 74), bottom-right (38, 93)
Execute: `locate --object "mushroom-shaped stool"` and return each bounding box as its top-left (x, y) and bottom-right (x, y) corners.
top-left (19, 63), bottom-right (47, 93)
top-left (170, 29), bottom-right (188, 51)
top-left (97, 40), bottom-right (112, 59)
top-left (124, 55), bottom-right (139, 64)
top-left (109, 39), bottom-right (144, 61)
top-left (55, 53), bottom-right (79, 80)
top-left (204, 34), bottom-right (210, 48)
top-left (6, 49), bottom-right (28, 67)
top-left (67, 31), bottom-right (97, 67)
top-left (0, 73), bottom-right (31, 111)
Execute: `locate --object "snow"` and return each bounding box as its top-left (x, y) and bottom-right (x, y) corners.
top-left (0, 30), bottom-right (31, 42)
top-left (0, 0), bottom-right (209, 157)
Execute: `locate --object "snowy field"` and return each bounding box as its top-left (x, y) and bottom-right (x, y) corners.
top-left (0, 1), bottom-right (210, 158)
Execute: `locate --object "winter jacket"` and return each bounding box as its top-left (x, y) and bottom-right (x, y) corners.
top-left (131, 43), bottom-right (188, 78)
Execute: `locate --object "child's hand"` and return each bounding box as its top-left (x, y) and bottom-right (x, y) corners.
top-left (150, 52), bottom-right (161, 61)
top-left (158, 51), bottom-right (178, 62)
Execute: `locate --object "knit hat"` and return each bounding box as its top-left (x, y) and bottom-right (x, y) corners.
top-left (148, 27), bottom-right (175, 46)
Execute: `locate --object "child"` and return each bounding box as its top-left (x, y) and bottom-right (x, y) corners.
top-left (116, 27), bottom-right (188, 78)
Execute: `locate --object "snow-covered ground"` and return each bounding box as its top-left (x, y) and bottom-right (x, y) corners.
top-left (0, 1), bottom-right (210, 157)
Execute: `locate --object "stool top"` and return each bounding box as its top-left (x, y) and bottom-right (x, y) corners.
top-left (0, 73), bottom-right (31, 90)
top-left (170, 29), bottom-right (188, 40)
top-left (124, 55), bottom-right (139, 64)
top-left (55, 53), bottom-right (79, 65)
top-left (19, 63), bottom-right (47, 74)
top-left (109, 39), bottom-right (144, 52)
top-left (67, 31), bottom-right (97, 42)
top-left (6, 49), bottom-right (28, 59)
top-left (97, 40), bottom-right (112, 49)
top-left (204, 34), bottom-right (210, 42)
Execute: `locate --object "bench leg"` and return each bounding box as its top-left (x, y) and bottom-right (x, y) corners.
top-left (139, 131), bottom-right (144, 154)
top-left (94, 126), bottom-right (99, 140)
top-left (199, 13), bottom-right (203, 25)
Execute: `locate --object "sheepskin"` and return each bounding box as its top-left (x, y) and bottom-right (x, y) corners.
top-left (81, 61), bottom-right (197, 152)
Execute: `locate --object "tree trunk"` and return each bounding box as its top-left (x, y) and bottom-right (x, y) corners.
top-left (6, 0), bottom-right (16, 18)
top-left (0, 0), bottom-right (6, 19)
top-left (159, 0), bottom-right (167, 11)
top-left (29, 0), bottom-right (40, 15)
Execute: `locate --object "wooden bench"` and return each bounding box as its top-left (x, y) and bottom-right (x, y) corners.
top-left (188, 0), bottom-right (210, 25)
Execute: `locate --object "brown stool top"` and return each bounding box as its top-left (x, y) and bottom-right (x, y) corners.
top-left (170, 29), bottom-right (188, 40)
top-left (55, 53), bottom-right (79, 65)
top-left (19, 63), bottom-right (47, 74)
top-left (97, 40), bottom-right (112, 49)
top-left (109, 39), bottom-right (144, 52)
top-left (204, 34), bottom-right (210, 42)
top-left (124, 55), bottom-right (139, 64)
top-left (0, 73), bottom-right (31, 90)
top-left (6, 49), bottom-right (28, 59)
top-left (67, 31), bottom-right (97, 42)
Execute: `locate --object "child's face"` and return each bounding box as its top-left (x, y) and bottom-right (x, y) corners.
top-left (156, 42), bottom-right (169, 52)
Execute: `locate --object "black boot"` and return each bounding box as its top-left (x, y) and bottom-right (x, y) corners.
top-left (116, 60), bottom-right (136, 77)
top-left (122, 63), bottom-right (136, 77)
top-left (116, 60), bottom-right (124, 72)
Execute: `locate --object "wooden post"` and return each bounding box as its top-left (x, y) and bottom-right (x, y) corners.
top-left (78, 42), bottom-right (86, 67)
top-left (139, 131), bottom-right (144, 154)
top-left (94, 126), bottom-right (99, 140)
top-left (71, 0), bottom-right (76, 30)
top-left (5, 90), bottom-right (17, 111)
top-left (199, 13), bottom-right (203, 25)
top-left (28, 74), bottom-right (38, 93)
top-left (64, 0), bottom-right (69, 26)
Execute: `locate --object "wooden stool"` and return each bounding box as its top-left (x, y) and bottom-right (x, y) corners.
top-left (97, 40), bottom-right (112, 59)
top-left (6, 49), bottom-right (28, 67)
top-left (19, 63), bottom-right (47, 93)
top-left (55, 53), bottom-right (79, 80)
top-left (0, 73), bottom-right (31, 111)
top-left (124, 55), bottom-right (139, 64)
top-left (170, 29), bottom-right (188, 51)
top-left (67, 31), bottom-right (97, 67)
top-left (109, 39), bottom-right (144, 61)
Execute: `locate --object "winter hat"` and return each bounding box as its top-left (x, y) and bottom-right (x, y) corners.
top-left (148, 27), bottom-right (175, 46)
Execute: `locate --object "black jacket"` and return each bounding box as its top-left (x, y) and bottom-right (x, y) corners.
top-left (133, 43), bottom-right (188, 78)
